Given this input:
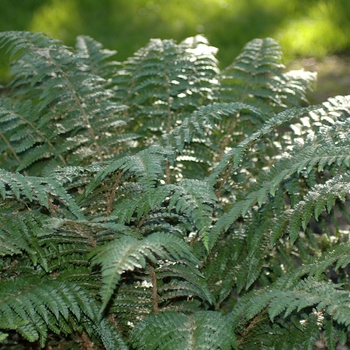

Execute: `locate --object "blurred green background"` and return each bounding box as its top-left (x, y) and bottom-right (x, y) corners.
top-left (1, 0), bottom-right (350, 86)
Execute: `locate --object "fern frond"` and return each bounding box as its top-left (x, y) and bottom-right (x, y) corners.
top-left (90, 232), bottom-right (201, 312)
top-left (0, 278), bottom-right (96, 347)
top-left (269, 173), bottom-right (350, 245)
top-left (208, 105), bottom-right (317, 187)
top-left (130, 311), bottom-right (237, 350)
top-left (152, 179), bottom-right (217, 249)
top-left (75, 35), bottom-right (120, 79)
top-left (0, 168), bottom-right (83, 219)
top-left (218, 38), bottom-right (314, 114)
top-left (157, 262), bottom-right (214, 305)
top-left (0, 211), bottom-right (46, 262)
top-left (0, 31), bottom-right (130, 173)
top-left (113, 35), bottom-right (218, 148)
top-left (85, 145), bottom-right (168, 197)
top-left (231, 276), bottom-right (350, 331)
top-left (160, 102), bottom-right (260, 152)
top-left (211, 129), bottom-right (350, 247)
top-left (88, 315), bottom-right (128, 350)
top-left (324, 318), bottom-right (347, 350)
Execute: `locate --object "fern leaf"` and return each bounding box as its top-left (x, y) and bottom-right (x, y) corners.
top-left (0, 278), bottom-right (97, 347)
top-left (160, 102), bottom-right (260, 153)
top-left (0, 31), bottom-right (129, 173)
top-left (152, 179), bottom-right (216, 249)
top-left (0, 169), bottom-right (83, 219)
top-left (218, 37), bottom-right (312, 114)
top-left (86, 146), bottom-right (168, 198)
top-left (324, 318), bottom-right (347, 350)
top-left (212, 131), bottom-right (350, 247)
top-left (89, 316), bottom-right (128, 350)
top-left (113, 35), bottom-right (218, 147)
top-left (157, 263), bottom-right (214, 305)
top-left (270, 173), bottom-right (350, 245)
top-left (208, 105), bottom-right (318, 186)
top-left (90, 232), bottom-right (201, 312)
top-left (130, 311), bottom-right (237, 350)
top-left (75, 35), bottom-right (120, 79)
top-left (233, 277), bottom-right (350, 330)
top-left (0, 211), bottom-right (45, 262)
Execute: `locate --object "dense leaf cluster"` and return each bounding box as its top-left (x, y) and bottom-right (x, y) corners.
top-left (0, 31), bottom-right (350, 349)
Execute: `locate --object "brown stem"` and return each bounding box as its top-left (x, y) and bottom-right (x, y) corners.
top-left (136, 215), bottom-right (147, 231)
top-left (80, 331), bottom-right (94, 350)
top-left (149, 263), bottom-right (159, 314)
top-left (215, 160), bottom-right (235, 197)
top-left (190, 235), bottom-right (199, 247)
top-left (108, 313), bottom-right (123, 334)
top-left (106, 171), bottom-right (123, 216)
top-left (0, 131), bottom-right (22, 165)
top-left (237, 309), bottom-right (267, 347)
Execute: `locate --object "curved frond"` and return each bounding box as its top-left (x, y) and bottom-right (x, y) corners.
top-left (0, 278), bottom-right (95, 346)
top-left (0, 168), bottom-right (83, 219)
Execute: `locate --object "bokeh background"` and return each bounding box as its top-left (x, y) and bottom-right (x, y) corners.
top-left (1, 0), bottom-right (350, 100)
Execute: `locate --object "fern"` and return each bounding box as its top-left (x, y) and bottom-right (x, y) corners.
top-left (130, 311), bottom-right (237, 350)
top-left (1, 30), bottom-right (350, 349)
top-left (90, 232), bottom-right (206, 312)
top-left (0, 31), bottom-right (131, 174)
top-left (0, 277), bottom-right (127, 349)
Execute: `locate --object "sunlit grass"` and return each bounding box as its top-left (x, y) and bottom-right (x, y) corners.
top-left (276, 1), bottom-right (349, 59)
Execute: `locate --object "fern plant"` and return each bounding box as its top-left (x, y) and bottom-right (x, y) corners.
top-left (1, 30), bottom-right (350, 349)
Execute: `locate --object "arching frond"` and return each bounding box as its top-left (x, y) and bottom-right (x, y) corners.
top-left (0, 277), bottom-right (126, 348)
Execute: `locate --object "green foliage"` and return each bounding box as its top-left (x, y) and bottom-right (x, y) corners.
top-left (0, 30), bottom-right (350, 349)
top-left (2, 0), bottom-right (350, 80)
